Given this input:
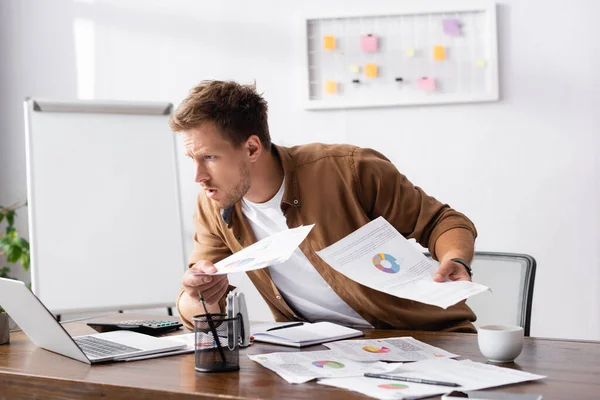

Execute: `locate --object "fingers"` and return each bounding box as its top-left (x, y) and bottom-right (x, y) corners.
top-left (182, 260), bottom-right (228, 301)
top-left (202, 277), bottom-right (229, 305)
top-left (434, 259), bottom-right (472, 282)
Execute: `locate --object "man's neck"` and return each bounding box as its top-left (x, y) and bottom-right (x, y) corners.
top-left (244, 148), bottom-right (284, 204)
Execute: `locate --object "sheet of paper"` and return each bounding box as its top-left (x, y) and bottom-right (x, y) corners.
top-left (319, 358), bottom-right (546, 400)
top-left (118, 333), bottom-right (196, 361)
top-left (208, 225), bottom-right (313, 275)
top-left (248, 350), bottom-right (397, 384)
top-left (324, 337), bottom-right (458, 362)
top-left (315, 217), bottom-right (488, 309)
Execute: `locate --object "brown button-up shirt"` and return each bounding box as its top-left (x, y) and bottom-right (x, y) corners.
top-left (178, 143), bottom-right (477, 332)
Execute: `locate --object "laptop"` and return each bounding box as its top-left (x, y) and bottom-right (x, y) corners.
top-left (0, 278), bottom-right (186, 364)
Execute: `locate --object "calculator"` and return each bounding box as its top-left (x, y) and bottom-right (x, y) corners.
top-left (87, 320), bottom-right (183, 335)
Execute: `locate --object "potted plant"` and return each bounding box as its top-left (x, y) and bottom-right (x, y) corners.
top-left (0, 201), bottom-right (31, 345)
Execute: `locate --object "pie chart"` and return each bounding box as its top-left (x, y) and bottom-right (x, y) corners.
top-left (363, 345), bottom-right (391, 353)
top-left (312, 360), bottom-right (345, 369)
top-left (222, 257), bottom-right (255, 271)
top-left (378, 383), bottom-right (409, 390)
top-left (372, 253), bottom-right (400, 273)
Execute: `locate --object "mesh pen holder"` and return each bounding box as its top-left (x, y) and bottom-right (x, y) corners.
top-left (193, 313), bottom-right (240, 373)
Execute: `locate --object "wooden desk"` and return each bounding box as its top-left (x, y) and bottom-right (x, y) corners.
top-left (1, 315), bottom-right (599, 400)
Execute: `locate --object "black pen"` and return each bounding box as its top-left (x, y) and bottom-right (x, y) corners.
top-left (364, 372), bottom-right (461, 387)
top-left (266, 322), bottom-right (304, 332)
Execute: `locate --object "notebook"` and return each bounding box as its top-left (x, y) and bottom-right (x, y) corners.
top-left (0, 277), bottom-right (186, 364)
top-left (250, 321), bottom-right (364, 347)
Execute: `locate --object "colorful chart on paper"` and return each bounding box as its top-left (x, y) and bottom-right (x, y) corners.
top-left (362, 345), bottom-right (391, 353)
top-left (372, 253), bottom-right (401, 273)
top-left (312, 360), bottom-right (345, 369)
top-left (378, 383), bottom-right (409, 390)
top-left (221, 257), bottom-right (256, 271)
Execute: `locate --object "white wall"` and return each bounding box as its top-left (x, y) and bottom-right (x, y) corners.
top-left (0, 0), bottom-right (598, 339)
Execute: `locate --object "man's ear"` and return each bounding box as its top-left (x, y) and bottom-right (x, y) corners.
top-left (245, 135), bottom-right (262, 162)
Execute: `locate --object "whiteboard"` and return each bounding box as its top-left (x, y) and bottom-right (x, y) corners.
top-left (23, 99), bottom-right (186, 314)
top-left (302, 0), bottom-right (498, 109)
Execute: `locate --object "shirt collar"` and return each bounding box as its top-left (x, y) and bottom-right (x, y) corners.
top-left (220, 143), bottom-right (299, 226)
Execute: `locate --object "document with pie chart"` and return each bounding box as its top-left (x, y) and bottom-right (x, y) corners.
top-left (315, 217), bottom-right (489, 308)
top-left (209, 224), bottom-right (314, 275)
top-left (248, 350), bottom-right (396, 384)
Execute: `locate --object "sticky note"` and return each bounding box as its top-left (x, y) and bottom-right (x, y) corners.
top-left (475, 59), bottom-right (487, 67)
top-left (324, 35), bottom-right (335, 50)
top-left (406, 47), bottom-right (415, 57)
top-left (433, 45), bottom-right (445, 61)
top-left (349, 64), bottom-right (360, 73)
top-left (325, 80), bottom-right (337, 94)
top-left (417, 77), bottom-right (436, 91)
top-left (365, 64), bottom-right (378, 78)
top-left (360, 35), bottom-right (378, 52)
top-left (443, 19), bottom-right (461, 36)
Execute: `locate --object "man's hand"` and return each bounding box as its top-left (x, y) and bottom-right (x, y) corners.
top-left (433, 258), bottom-right (472, 282)
top-left (182, 260), bottom-right (229, 305)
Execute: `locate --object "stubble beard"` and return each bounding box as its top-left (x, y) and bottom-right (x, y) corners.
top-left (219, 165), bottom-right (251, 209)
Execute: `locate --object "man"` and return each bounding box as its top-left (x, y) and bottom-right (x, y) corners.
top-left (171, 80), bottom-right (477, 332)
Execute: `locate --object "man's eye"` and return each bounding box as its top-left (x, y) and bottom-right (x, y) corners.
top-left (204, 155), bottom-right (216, 161)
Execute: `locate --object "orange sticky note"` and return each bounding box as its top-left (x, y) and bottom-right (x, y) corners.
top-left (325, 80), bottom-right (337, 94)
top-left (433, 46), bottom-right (445, 61)
top-left (324, 35), bottom-right (335, 50)
top-left (365, 64), bottom-right (378, 78)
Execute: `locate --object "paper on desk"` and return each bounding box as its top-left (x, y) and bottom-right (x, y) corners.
top-left (318, 358), bottom-right (546, 400)
top-left (209, 225), bottom-right (314, 275)
top-left (117, 333), bottom-right (197, 361)
top-left (324, 337), bottom-right (458, 362)
top-left (315, 217), bottom-right (488, 308)
top-left (248, 350), bottom-right (397, 384)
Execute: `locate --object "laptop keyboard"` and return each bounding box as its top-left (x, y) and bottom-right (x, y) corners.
top-left (73, 336), bottom-right (142, 359)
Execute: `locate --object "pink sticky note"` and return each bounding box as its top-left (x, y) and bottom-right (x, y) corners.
top-left (360, 35), bottom-right (378, 52)
top-left (417, 77), bottom-right (436, 91)
top-left (443, 19), bottom-right (461, 36)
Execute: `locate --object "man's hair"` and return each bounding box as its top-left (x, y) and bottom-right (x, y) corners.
top-left (169, 80), bottom-right (271, 149)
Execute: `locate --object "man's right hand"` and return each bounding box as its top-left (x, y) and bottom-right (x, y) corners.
top-left (182, 260), bottom-right (229, 305)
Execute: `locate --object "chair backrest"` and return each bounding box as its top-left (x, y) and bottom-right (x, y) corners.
top-left (426, 252), bottom-right (536, 336)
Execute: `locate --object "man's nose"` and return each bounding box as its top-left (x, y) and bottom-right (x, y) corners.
top-left (194, 165), bottom-right (210, 183)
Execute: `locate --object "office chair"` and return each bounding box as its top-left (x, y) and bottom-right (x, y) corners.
top-left (426, 252), bottom-right (536, 336)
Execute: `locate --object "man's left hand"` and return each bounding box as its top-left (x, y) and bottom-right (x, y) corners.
top-left (433, 258), bottom-right (472, 282)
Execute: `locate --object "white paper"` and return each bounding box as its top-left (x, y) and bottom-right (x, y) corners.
top-left (324, 337), bottom-right (458, 362)
top-left (316, 217), bottom-right (488, 308)
top-left (210, 225), bottom-right (314, 275)
top-left (250, 322), bottom-right (363, 347)
top-left (118, 333), bottom-right (196, 361)
top-left (318, 358), bottom-right (546, 400)
top-left (248, 350), bottom-right (397, 384)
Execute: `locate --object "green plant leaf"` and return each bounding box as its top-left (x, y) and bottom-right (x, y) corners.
top-left (5, 210), bottom-right (15, 227)
top-left (6, 246), bottom-right (22, 263)
top-left (0, 213), bottom-right (4, 224)
top-left (0, 267), bottom-right (10, 278)
top-left (20, 253), bottom-right (30, 271)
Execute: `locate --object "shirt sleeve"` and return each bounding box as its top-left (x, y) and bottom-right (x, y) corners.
top-left (351, 147), bottom-right (477, 260)
top-left (177, 195), bottom-right (235, 330)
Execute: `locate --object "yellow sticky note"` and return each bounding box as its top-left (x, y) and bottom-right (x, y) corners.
top-left (476, 58), bottom-right (487, 67)
top-left (365, 63), bottom-right (378, 78)
top-left (349, 64), bottom-right (360, 73)
top-left (325, 80), bottom-right (337, 94)
top-left (324, 35), bottom-right (335, 50)
top-left (433, 45), bottom-right (445, 61)
top-left (406, 47), bottom-right (415, 57)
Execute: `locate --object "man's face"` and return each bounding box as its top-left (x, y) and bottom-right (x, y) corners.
top-left (182, 123), bottom-right (252, 209)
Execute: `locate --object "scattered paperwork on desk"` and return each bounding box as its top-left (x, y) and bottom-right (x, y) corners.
top-left (248, 350), bottom-right (397, 384)
top-left (117, 333), bottom-right (197, 361)
top-left (210, 225), bottom-right (314, 275)
top-left (250, 321), bottom-right (363, 347)
top-left (316, 217), bottom-right (489, 309)
top-left (324, 337), bottom-right (458, 362)
top-left (318, 358), bottom-right (546, 400)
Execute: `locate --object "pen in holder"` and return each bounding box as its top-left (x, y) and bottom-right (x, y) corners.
top-left (193, 312), bottom-right (240, 373)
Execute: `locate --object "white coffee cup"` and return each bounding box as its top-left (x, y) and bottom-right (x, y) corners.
top-left (477, 325), bottom-right (524, 363)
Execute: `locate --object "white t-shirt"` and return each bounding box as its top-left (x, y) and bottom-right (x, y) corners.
top-left (241, 180), bottom-right (372, 328)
